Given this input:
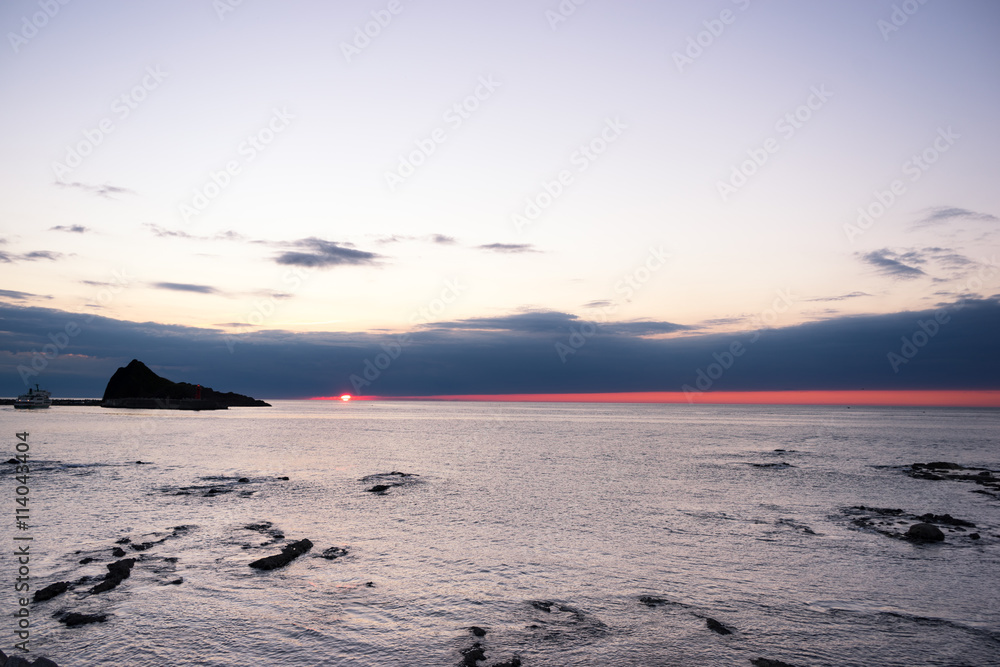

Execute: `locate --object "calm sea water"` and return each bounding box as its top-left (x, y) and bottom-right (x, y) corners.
top-left (2, 401), bottom-right (999, 666)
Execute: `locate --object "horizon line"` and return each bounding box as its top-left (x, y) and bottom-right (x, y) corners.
top-left (311, 390), bottom-right (1000, 408)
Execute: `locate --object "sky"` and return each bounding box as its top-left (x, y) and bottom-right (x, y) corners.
top-left (1, 0), bottom-right (999, 401)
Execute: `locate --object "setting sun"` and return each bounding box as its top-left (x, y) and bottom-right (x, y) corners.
top-left (340, 394), bottom-right (352, 402)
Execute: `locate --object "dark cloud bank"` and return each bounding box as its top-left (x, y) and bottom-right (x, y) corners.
top-left (1, 300), bottom-right (998, 398)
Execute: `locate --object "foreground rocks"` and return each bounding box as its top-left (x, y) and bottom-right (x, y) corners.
top-left (907, 462), bottom-right (1000, 500)
top-left (361, 471), bottom-right (420, 495)
top-left (906, 523), bottom-right (945, 542)
top-left (89, 559), bottom-right (136, 594)
top-left (845, 505), bottom-right (981, 543)
top-left (0, 650), bottom-right (61, 666)
top-left (248, 539), bottom-right (313, 570)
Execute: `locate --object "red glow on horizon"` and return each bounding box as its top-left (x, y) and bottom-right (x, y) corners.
top-left (313, 390), bottom-right (1000, 408)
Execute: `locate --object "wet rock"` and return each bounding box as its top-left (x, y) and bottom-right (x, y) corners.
top-left (5, 656), bottom-right (34, 667)
top-left (970, 533), bottom-right (981, 540)
top-left (79, 557), bottom-right (96, 565)
top-left (116, 537), bottom-right (131, 544)
top-left (278, 476), bottom-right (289, 480)
top-left (490, 658), bottom-right (522, 667)
top-left (919, 462), bottom-right (964, 470)
top-left (469, 626), bottom-right (487, 637)
top-left (6, 458), bottom-right (20, 464)
top-left (111, 547), bottom-right (126, 558)
top-left (530, 600), bottom-right (554, 612)
top-left (918, 513), bottom-right (975, 527)
top-left (131, 541), bottom-right (156, 551)
top-left (249, 538), bottom-right (313, 570)
top-left (89, 558), bottom-right (137, 594)
top-left (706, 617), bottom-right (733, 635)
top-left (31, 658), bottom-right (61, 667)
top-left (366, 484), bottom-right (392, 494)
top-left (751, 461), bottom-right (793, 468)
top-left (751, 659), bottom-right (798, 667)
top-left (34, 581), bottom-right (70, 602)
top-left (238, 477), bottom-right (250, 483)
top-left (165, 578), bottom-right (183, 585)
top-left (55, 611), bottom-right (108, 627)
top-left (460, 642), bottom-right (487, 666)
top-left (364, 581), bottom-right (376, 587)
top-left (906, 523), bottom-right (945, 542)
top-left (852, 506), bottom-right (904, 515)
top-left (639, 596), bottom-right (671, 607)
top-left (321, 547), bottom-right (348, 560)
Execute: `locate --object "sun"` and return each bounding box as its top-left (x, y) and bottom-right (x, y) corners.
top-left (340, 394), bottom-right (352, 402)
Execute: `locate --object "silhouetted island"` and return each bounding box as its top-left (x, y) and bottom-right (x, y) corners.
top-left (101, 359), bottom-right (270, 410)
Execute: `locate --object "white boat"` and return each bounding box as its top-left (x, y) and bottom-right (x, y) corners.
top-left (14, 385), bottom-right (52, 409)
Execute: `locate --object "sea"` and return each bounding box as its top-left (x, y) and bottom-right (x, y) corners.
top-left (2, 401), bottom-right (999, 667)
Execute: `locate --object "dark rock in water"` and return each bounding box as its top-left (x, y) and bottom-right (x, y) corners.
top-left (970, 533), bottom-right (981, 540)
top-left (460, 642), bottom-right (487, 666)
top-left (5, 655), bottom-right (33, 667)
top-left (34, 581), bottom-right (71, 602)
top-left (116, 537), bottom-right (131, 544)
top-left (366, 484), bottom-right (392, 494)
top-left (238, 477), bottom-right (250, 483)
top-left (490, 658), bottom-right (522, 667)
top-left (6, 457), bottom-right (20, 464)
top-left (278, 476), bottom-right (290, 481)
top-left (852, 505), bottom-right (904, 516)
top-left (918, 513), bottom-right (976, 527)
top-left (906, 523), bottom-right (945, 542)
top-left (921, 461), bottom-right (965, 470)
top-left (100, 359), bottom-right (270, 410)
top-left (639, 596), bottom-right (671, 607)
top-left (79, 557), bottom-right (95, 565)
top-left (55, 611), bottom-right (108, 627)
top-left (165, 578), bottom-right (184, 585)
top-left (751, 461), bottom-right (793, 468)
top-left (365, 581), bottom-right (376, 587)
top-left (530, 600), bottom-right (554, 613)
top-left (31, 657), bottom-right (61, 667)
top-left (89, 558), bottom-right (136, 594)
top-left (751, 659), bottom-right (798, 667)
top-left (131, 541), bottom-right (155, 551)
top-left (249, 538), bottom-right (313, 570)
top-left (321, 547), bottom-right (348, 560)
top-left (469, 626), bottom-right (487, 637)
top-left (111, 547), bottom-right (126, 558)
top-left (135, 460), bottom-right (149, 464)
top-left (706, 617), bottom-right (733, 635)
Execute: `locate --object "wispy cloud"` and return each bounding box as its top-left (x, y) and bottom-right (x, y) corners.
top-left (915, 206), bottom-right (998, 228)
top-left (49, 225), bottom-right (89, 233)
top-left (274, 238), bottom-right (379, 268)
top-left (431, 234), bottom-right (457, 245)
top-left (150, 282), bottom-right (221, 294)
top-left (477, 243), bottom-right (540, 254)
top-left (0, 289), bottom-right (51, 301)
top-left (0, 250), bottom-right (64, 263)
top-left (425, 310), bottom-right (689, 336)
top-left (54, 181), bottom-right (135, 199)
top-left (806, 291), bottom-right (872, 302)
top-left (145, 224), bottom-right (246, 241)
top-left (857, 249), bottom-right (926, 279)
top-left (584, 300), bottom-right (613, 309)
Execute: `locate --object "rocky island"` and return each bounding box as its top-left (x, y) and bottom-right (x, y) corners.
top-left (101, 359), bottom-right (270, 410)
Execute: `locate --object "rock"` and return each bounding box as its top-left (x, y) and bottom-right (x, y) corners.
top-left (5, 656), bottom-right (34, 667)
top-left (321, 547), bottom-right (348, 560)
top-left (469, 626), bottom-right (488, 637)
top-left (364, 581), bottom-right (376, 587)
top-left (116, 537), bottom-right (131, 544)
top-left (6, 457), bottom-right (20, 464)
top-left (34, 581), bottom-right (70, 602)
top-left (165, 578), bottom-right (183, 585)
top-left (278, 476), bottom-right (289, 480)
top-left (460, 642), bottom-right (487, 666)
top-left (100, 359), bottom-right (270, 409)
top-left (917, 513), bottom-right (975, 527)
top-left (89, 558), bottom-right (137, 594)
top-left (490, 658), bottom-right (522, 667)
top-left (249, 538), bottom-right (313, 570)
top-left (111, 547), bottom-right (126, 558)
top-left (906, 523), bottom-right (945, 542)
top-left (79, 557), bottom-right (95, 565)
top-left (55, 611), bottom-right (108, 627)
top-left (131, 541), bottom-right (155, 551)
top-left (639, 596), bottom-right (670, 607)
top-left (706, 617), bottom-right (733, 635)
top-left (31, 658), bottom-right (61, 667)
top-left (366, 484), bottom-right (391, 494)
top-left (751, 659), bottom-right (798, 667)
top-left (924, 462), bottom-right (964, 470)
top-left (238, 477), bottom-right (250, 483)
top-left (970, 533), bottom-right (981, 540)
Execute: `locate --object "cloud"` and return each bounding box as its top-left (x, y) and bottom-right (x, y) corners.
top-left (425, 310), bottom-right (689, 336)
top-left (50, 225), bottom-right (89, 233)
top-left (857, 249), bottom-right (926, 279)
top-left (584, 300), bottom-right (612, 309)
top-left (477, 243), bottom-right (540, 254)
top-left (274, 238), bottom-right (379, 268)
top-left (431, 234), bottom-right (457, 245)
top-left (145, 224), bottom-right (246, 241)
top-left (0, 290), bottom-right (51, 301)
top-left (915, 206), bottom-right (998, 228)
top-left (55, 181), bottom-right (135, 199)
top-left (0, 250), bottom-right (64, 263)
top-left (150, 282), bottom-right (221, 295)
top-left (806, 291), bottom-right (872, 302)
top-left (0, 300), bottom-right (998, 398)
